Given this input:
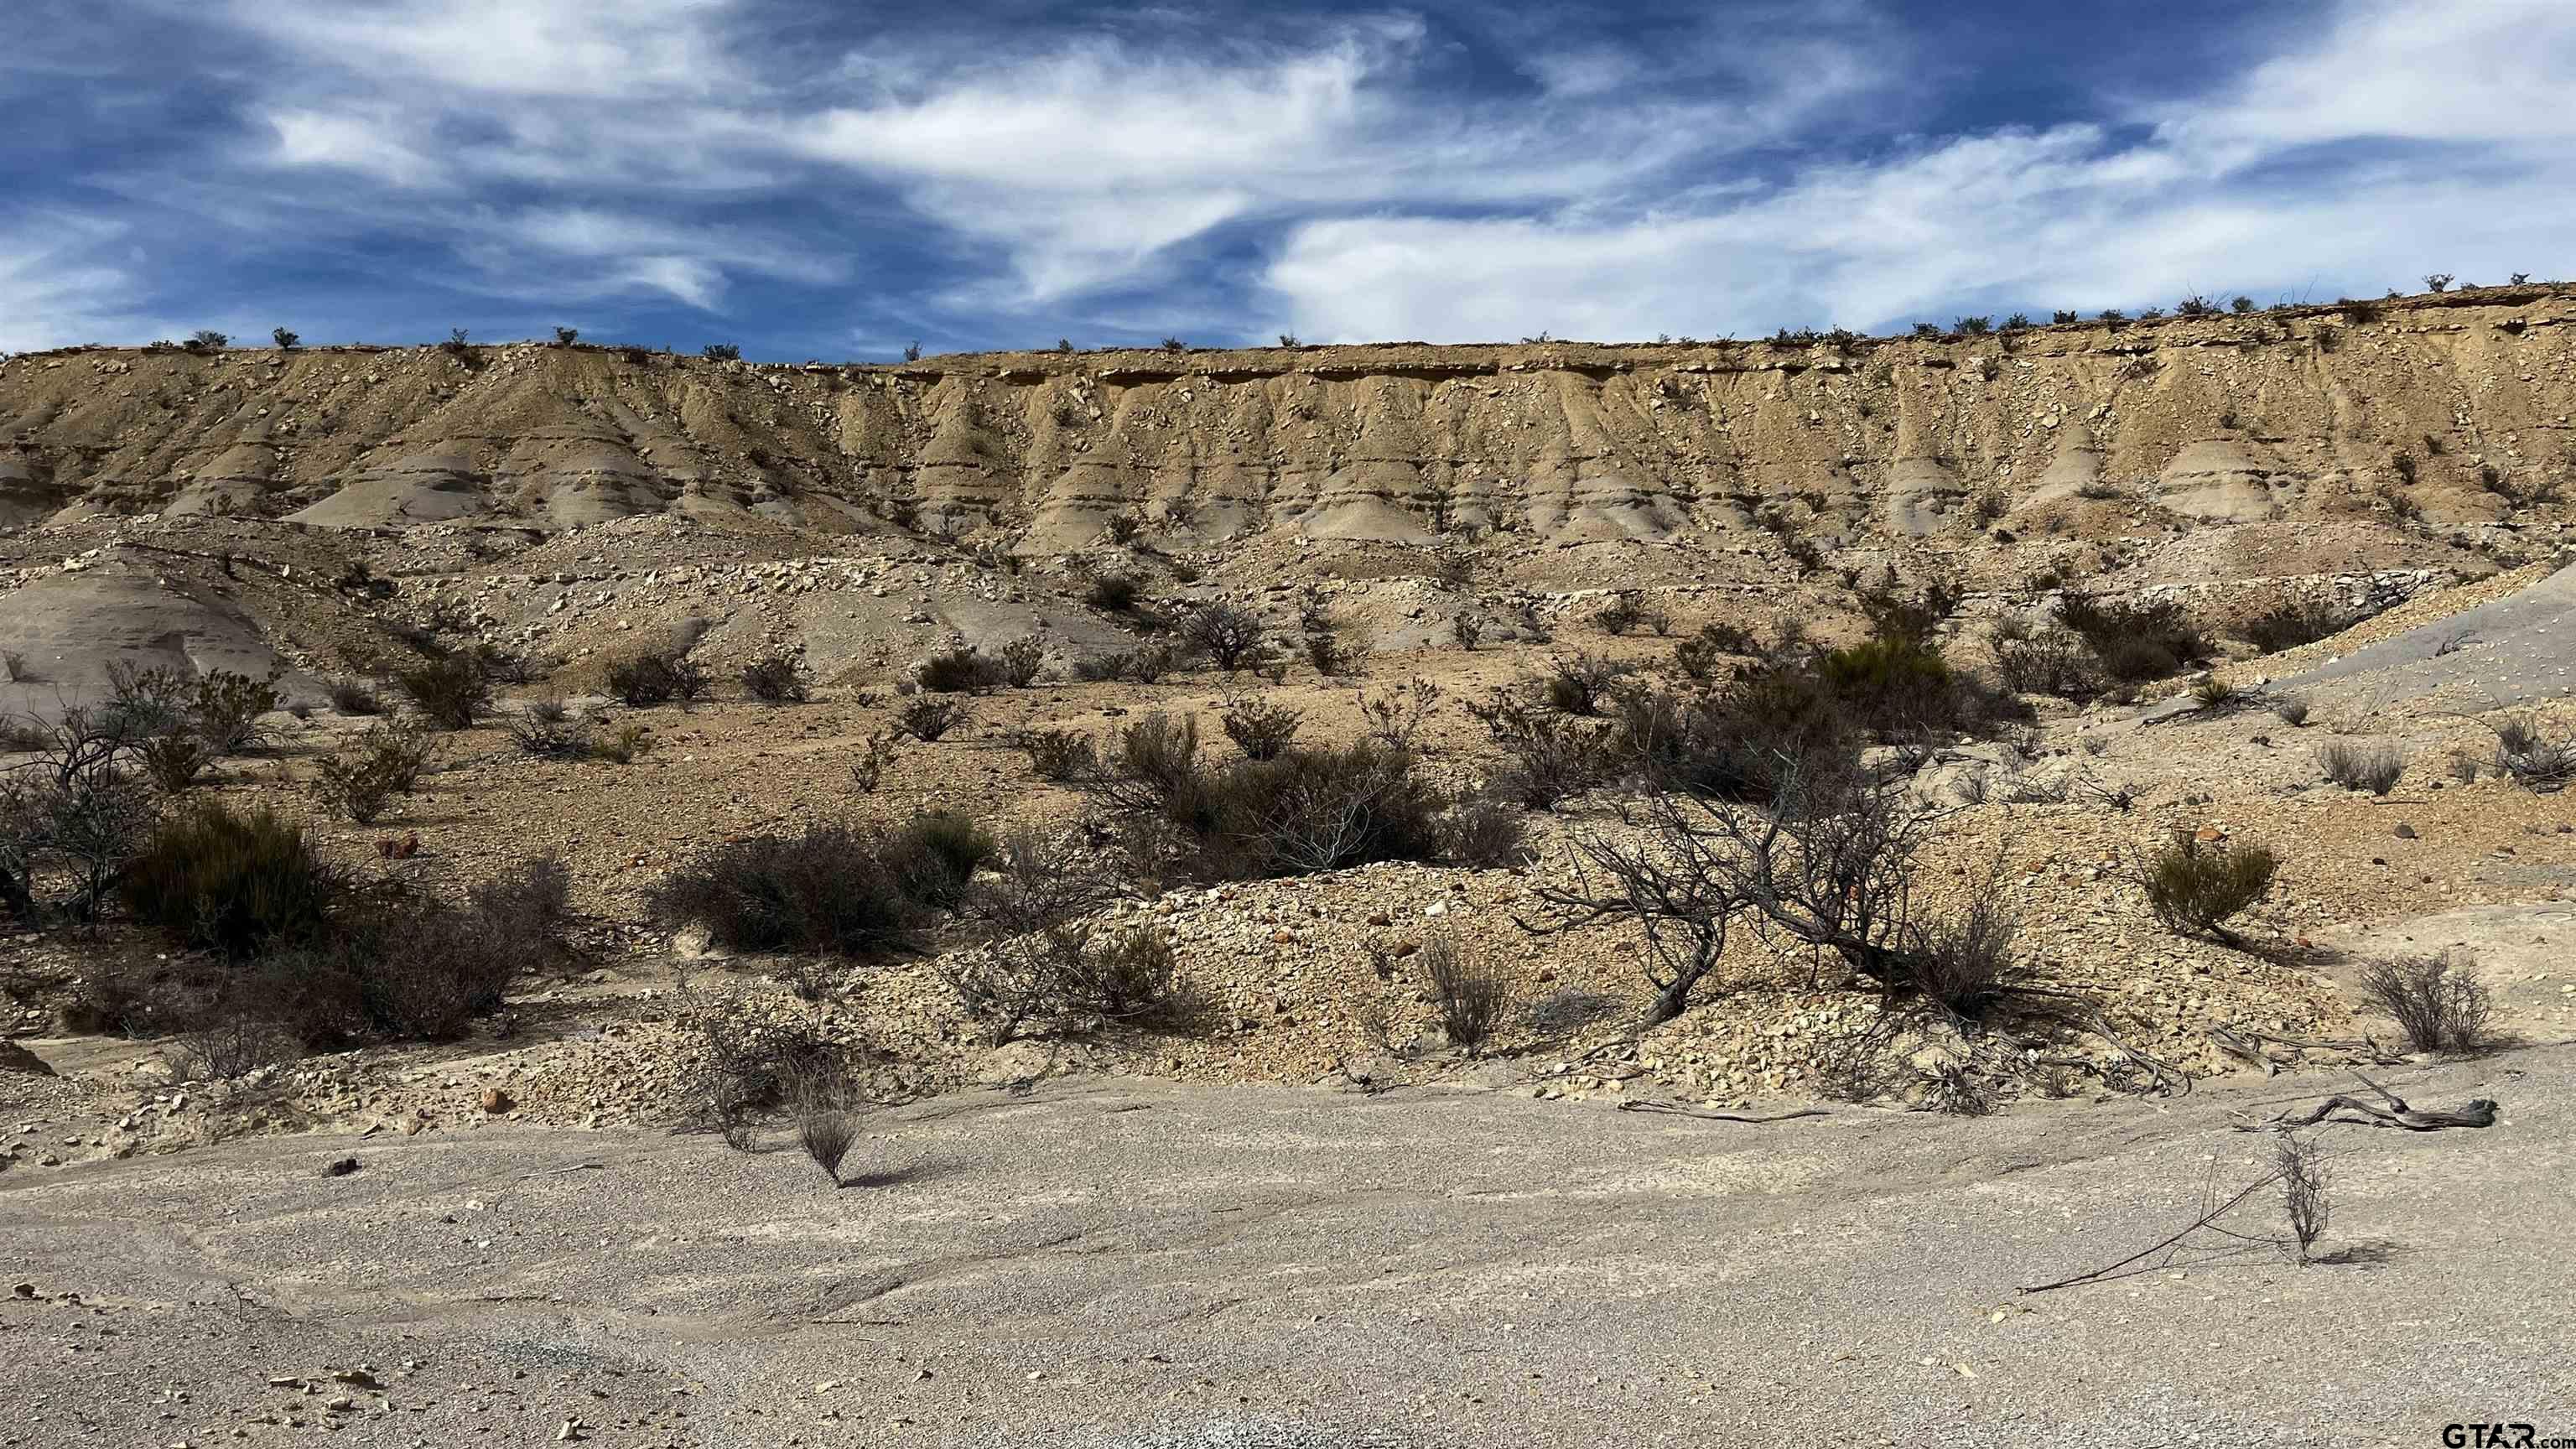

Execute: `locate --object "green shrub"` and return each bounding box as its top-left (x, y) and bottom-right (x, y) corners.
top-left (2318, 740), bottom-right (2404, 794)
top-left (188, 669), bottom-right (283, 754)
top-left (895, 696), bottom-right (969, 741)
top-left (996, 636), bottom-right (1046, 688)
top-left (2137, 831), bottom-right (2276, 943)
top-left (2056, 594), bottom-right (2206, 681)
top-left (2241, 599), bottom-right (2355, 654)
top-left (606, 648), bottom-right (707, 706)
top-left (312, 720), bottom-right (434, 823)
top-left (1014, 727), bottom-right (1097, 782)
top-left (1087, 573), bottom-right (1145, 613)
top-left (918, 647), bottom-right (1005, 693)
top-left (740, 653), bottom-right (812, 704)
top-left (328, 679), bottom-right (384, 715)
top-left (139, 732), bottom-right (213, 792)
top-left (122, 802), bottom-right (347, 958)
top-left (646, 816), bottom-right (988, 957)
top-left (1673, 622), bottom-right (1755, 682)
top-left (881, 811), bottom-right (995, 910)
top-left (1219, 693), bottom-right (1302, 761)
top-left (395, 654), bottom-right (491, 729)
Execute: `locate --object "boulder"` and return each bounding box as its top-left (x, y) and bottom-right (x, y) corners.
top-left (0, 1040), bottom-right (55, 1077)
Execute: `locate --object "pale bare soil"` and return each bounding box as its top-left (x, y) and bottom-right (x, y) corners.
top-left (3, 1049), bottom-right (2568, 1448)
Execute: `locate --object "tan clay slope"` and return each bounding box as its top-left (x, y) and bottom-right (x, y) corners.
top-left (3, 287), bottom-right (2572, 550)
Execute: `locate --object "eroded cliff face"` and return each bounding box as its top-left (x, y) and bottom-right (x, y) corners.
top-left (3, 288), bottom-right (2571, 552)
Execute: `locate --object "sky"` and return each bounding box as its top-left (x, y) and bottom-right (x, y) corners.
top-left (3, 0), bottom-right (2572, 360)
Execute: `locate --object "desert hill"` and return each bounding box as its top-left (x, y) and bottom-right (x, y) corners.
top-left (5, 287), bottom-right (2570, 550)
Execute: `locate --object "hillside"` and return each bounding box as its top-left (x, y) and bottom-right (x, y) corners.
top-left (6, 288), bottom-right (2570, 549)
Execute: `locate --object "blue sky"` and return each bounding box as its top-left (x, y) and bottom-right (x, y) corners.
top-left (3, 0), bottom-right (2571, 359)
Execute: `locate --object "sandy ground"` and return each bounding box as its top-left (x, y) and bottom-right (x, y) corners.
top-left (3, 1046), bottom-right (2567, 1448)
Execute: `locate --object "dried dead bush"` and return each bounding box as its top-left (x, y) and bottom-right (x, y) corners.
top-left (944, 830), bottom-right (1203, 1041)
top-left (1539, 761), bottom-right (2016, 1026)
top-left (2240, 598), bottom-right (2355, 654)
top-left (2487, 715), bottom-right (2575, 792)
top-left (787, 1065), bottom-right (864, 1184)
top-left (1355, 683), bottom-right (1441, 752)
top-left (0, 736), bottom-right (157, 922)
top-left (1182, 597), bottom-right (1267, 672)
top-left (2355, 950), bottom-right (2493, 1054)
top-left (1089, 718), bottom-right (1451, 884)
top-left (1073, 645), bottom-right (1177, 684)
top-left (2134, 830), bottom-right (2277, 944)
top-left (2275, 1130), bottom-right (2331, 1263)
top-left (2055, 594), bottom-right (2206, 683)
top-left (1438, 790), bottom-right (1532, 869)
top-left (1463, 693), bottom-right (1609, 810)
top-left (1302, 628), bottom-right (1368, 678)
top-left (847, 732), bottom-right (898, 793)
top-left (1592, 593), bottom-right (1649, 636)
top-left (1421, 938), bottom-right (1511, 1057)
top-left (1995, 636), bottom-right (2101, 699)
top-left (1672, 621), bottom-right (1756, 683)
top-left (2317, 740), bottom-right (2404, 795)
top-left (168, 1012), bottom-right (299, 1082)
top-left (669, 988), bottom-right (841, 1149)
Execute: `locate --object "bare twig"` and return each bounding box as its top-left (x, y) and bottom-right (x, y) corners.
top-left (2018, 1173), bottom-right (2278, 1295)
top-left (1613, 1099), bottom-right (1831, 1124)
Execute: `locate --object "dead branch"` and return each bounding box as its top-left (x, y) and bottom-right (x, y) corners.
top-left (2206, 1026), bottom-right (2280, 1077)
top-left (2007, 984), bottom-right (2194, 1098)
top-left (1613, 1099), bottom-right (1830, 1124)
top-left (2238, 1070), bottom-right (2497, 1132)
top-left (2018, 1172), bottom-right (2278, 1295)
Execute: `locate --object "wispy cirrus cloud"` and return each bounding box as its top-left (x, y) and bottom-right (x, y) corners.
top-left (1264, 0), bottom-right (2576, 341)
top-left (3, 0), bottom-right (2568, 358)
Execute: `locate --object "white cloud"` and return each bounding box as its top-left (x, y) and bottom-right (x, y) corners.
top-left (0, 216), bottom-right (153, 352)
top-left (223, 0), bottom-right (743, 100)
top-left (1264, 2), bottom-right (2576, 341)
top-left (2166, 0), bottom-right (2576, 154)
top-left (264, 107), bottom-right (447, 187)
top-left (34, 0), bottom-right (2573, 348)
